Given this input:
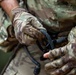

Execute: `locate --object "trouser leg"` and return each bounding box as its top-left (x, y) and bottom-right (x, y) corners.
top-left (3, 44), bottom-right (48, 75)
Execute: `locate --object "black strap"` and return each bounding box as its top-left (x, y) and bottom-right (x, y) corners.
top-left (23, 46), bottom-right (41, 75)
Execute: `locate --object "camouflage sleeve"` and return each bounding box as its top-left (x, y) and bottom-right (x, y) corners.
top-left (68, 26), bottom-right (76, 43)
top-left (0, 8), bottom-right (18, 52)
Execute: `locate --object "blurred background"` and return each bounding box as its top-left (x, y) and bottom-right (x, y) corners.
top-left (0, 50), bottom-right (13, 73)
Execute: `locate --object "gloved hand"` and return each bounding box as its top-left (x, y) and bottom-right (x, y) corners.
top-left (44, 27), bottom-right (76, 75)
top-left (12, 8), bottom-right (46, 46)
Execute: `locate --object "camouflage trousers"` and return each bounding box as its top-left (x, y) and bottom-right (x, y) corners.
top-left (3, 44), bottom-right (48, 75)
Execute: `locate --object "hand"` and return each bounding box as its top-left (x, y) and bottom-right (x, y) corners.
top-left (12, 8), bottom-right (46, 46)
top-left (44, 43), bottom-right (76, 75)
top-left (44, 27), bottom-right (76, 75)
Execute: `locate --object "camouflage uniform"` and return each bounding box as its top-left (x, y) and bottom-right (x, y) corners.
top-left (0, 0), bottom-right (76, 75)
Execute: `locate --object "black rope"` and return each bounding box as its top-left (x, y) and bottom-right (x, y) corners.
top-left (23, 46), bottom-right (41, 75)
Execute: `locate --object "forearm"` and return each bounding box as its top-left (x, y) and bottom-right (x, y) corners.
top-left (0, 0), bottom-right (19, 19)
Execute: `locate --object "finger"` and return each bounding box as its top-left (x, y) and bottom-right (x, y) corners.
top-left (45, 55), bottom-right (72, 71)
top-left (23, 24), bottom-right (44, 40)
top-left (67, 68), bottom-right (76, 75)
top-left (31, 17), bottom-right (46, 30)
top-left (44, 46), bottom-right (68, 59)
top-left (21, 34), bottom-right (36, 46)
top-left (31, 17), bottom-right (46, 40)
top-left (50, 63), bottom-right (73, 75)
top-left (44, 52), bottom-right (50, 58)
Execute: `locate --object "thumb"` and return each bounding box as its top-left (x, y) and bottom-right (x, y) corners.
top-left (43, 52), bottom-right (50, 58)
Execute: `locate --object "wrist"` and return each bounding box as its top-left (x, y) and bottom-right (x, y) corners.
top-left (12, 7), bottom-right (27, 25)
top-left (0, 0), bottom-right (19, 20)
top-left (11, 7), bottom-right (26, 15)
